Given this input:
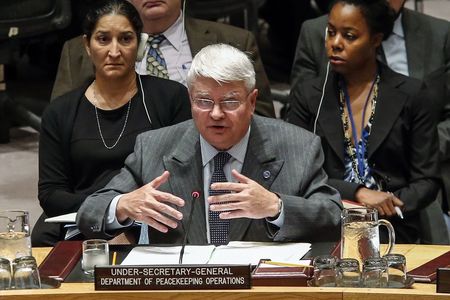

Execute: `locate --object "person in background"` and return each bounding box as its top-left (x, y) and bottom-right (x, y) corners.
top-left (290, 0), bottom-right (450, 243)
top-left (32, 0), bottom-right (191, 246)
top-left (76, 43), bottom-right (342, 245)
top-left (51, 0), bottom-right (275, 118)
top-left (287, 0), bottom-right (441, 243)
top-left (290, 0), bottom-right (449, 89)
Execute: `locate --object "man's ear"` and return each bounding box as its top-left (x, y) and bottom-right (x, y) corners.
top-left (83, 34), bottom-right (91, 57)
top-left (249, 88), bottom-right (258, 113)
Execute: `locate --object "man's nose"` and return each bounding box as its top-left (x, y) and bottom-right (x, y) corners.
top-left (210, 103), bottom-right (225, 119)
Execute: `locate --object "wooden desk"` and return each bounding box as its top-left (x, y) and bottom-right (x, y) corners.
top-left (2, 244), bottom-right (449, 299)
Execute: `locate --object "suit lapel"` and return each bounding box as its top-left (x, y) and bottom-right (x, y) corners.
top-left (368, 67), bottom-right (407, 157)
top-left (163, 124), bottom-right (207, 244)
top-left (403, 9), bottom-right (426, 79)
top-left (185, 18), bottom-right (218, 56)
top-left (317, 76), bottom-right (345, 163)
top-left (229, 117), bottom-right (284, 241)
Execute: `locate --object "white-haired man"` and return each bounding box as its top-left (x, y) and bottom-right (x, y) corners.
top-left (77, 44), bottom-right (342, 244)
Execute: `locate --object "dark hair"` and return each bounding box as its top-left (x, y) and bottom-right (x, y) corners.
top-left (330, 0), bottom-right (395, 40)
top-left (82, 0), bottom-right (143, 40)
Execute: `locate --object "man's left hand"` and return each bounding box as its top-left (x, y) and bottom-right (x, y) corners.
top-left (208, 169), bottom-right (280, 219)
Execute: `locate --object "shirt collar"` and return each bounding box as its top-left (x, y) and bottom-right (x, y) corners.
top-left (200, 127), bottom-right (251, 167)
top-left (392, 12), bottom-right (404, 38)
top-left (161, 11), bottom-right (185, 51)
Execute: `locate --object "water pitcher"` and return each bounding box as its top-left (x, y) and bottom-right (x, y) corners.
top-left (341, 207), bottom-right (395, 267)
top-left (0, 210), bottom-right (32, 262)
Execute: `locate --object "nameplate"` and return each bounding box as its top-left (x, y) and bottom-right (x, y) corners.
top-left (94, 265), bottom-right (251, 290)
top-left (437, 268), bottom-right (450, 294)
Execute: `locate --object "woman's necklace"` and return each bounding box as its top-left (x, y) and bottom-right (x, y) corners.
top-left (339, 74), bottom-right (380, 183)
top-left (92, 81), bottom-right (132, 150)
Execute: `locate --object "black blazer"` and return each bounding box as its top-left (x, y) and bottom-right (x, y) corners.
top-left (33, 75), bottom-right (191, 246)
top-left (288, 65), bottom-right (440, 242)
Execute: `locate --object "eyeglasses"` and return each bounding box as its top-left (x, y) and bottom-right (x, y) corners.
top-left (192, 98), bottom-right (242, 112)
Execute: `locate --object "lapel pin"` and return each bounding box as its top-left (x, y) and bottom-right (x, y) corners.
top-left (263, 170), bottom-right (271, 179)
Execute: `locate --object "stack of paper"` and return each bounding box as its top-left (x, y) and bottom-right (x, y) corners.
top-left (121, 241), bottom-right (311, 266)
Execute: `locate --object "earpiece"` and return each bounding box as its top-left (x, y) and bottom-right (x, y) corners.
top-left (138, 74), bottom-right (152, 126)
top-left (313, 25), bottom-right (331, 135)
top-left (313, 61), bottom-right (329, 135)
top-left (136, 33), bottom-right (149, 62)
top-left (313, 26), bottom-right (331, 134)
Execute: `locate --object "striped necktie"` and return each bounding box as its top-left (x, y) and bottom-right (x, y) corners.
top-left (209, 151), bottom-right (232, 245)
top-left (146, 34), bottom-right (169, 79)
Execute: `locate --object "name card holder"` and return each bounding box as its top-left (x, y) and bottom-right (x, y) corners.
top-left (437, 268), bottom-right (450, 294)
top-left (94, 264), bottom-right (251, 290)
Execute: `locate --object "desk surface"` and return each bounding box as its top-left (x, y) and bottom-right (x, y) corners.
top-left (2, 244), bottom-right (450, 299)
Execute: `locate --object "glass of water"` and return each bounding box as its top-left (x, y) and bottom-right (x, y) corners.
top-left (82, 239), bottom-right (109, 275)
top-left (384, 253), bottom-right (407, 288)
top-left (12, 256), bottom-right (41, 289)
top-left (313, 255), bottom-right (337, 287)
top-left (0, 257), bottom-right (11, 290)
top-left (336, 258), bottom-right (361, 287)
top-left (0, 210), bottom-right (32, 262)
top-left (362, 257), bottom-right (388, 288)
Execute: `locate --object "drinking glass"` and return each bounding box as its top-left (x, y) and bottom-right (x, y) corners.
top-left (0, 210), bottom-right (32, 262)
top-left (362, 257), bottom-right (388, 288)
top-left (336, 258), bottom-right (361, 287)
top-left (12, 256), bottom-right (41, 289)
top-left (0, 257), bottom-right (11, 290)
top-left (82, 239), bottom-right (109, 275)
top-left (313, 255), bottom-right (337, 287)
top-left (384, 253), bottom-right (407, 288)
top-left (341, 207), bottom-right (395, 267)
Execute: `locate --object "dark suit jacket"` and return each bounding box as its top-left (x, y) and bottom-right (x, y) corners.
top-left (76, 116), bottom-right (343, 244)
top-left (290, 8), bottom-right (450, 218)
top-left (51, 17), bottom-right (275, 118)
top-left (287, 65), bottom-right (441, 243)
top-left (291, 9), bottom-right (450, 89)
top-left (33, 75), bottom-right (191, 246)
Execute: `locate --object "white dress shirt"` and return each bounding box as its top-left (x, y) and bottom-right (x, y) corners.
top-left (135, 11), bottom-right (193, 86)
top-left (382, 13), bottom-right (409, 76)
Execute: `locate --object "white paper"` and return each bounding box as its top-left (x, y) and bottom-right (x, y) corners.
top-left (121, 245), bottom-right (216, 265)
top-left (121, 242), bottom-right (311, 266)
top-left (259, 259), bottom-right (312, 268)
top-left (209, 241), bottom-right (311, 265)
top-left (44, 212), bottom-right (77, 223)
top-left (64, 225), bottom-right (82, 240)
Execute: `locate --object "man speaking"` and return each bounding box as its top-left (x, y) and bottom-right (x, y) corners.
top-left (77, 44), bottom-right (342, 244)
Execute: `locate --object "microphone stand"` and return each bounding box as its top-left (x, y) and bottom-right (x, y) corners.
top-left (179, 191), bottom-right (200, 264)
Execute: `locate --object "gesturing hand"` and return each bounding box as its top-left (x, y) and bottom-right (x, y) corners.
top-left (208, 169), bottom-right (280, 220)
top-left (355, 187), bottom-right (404, 217)
top-left (116, 171), bottom-right (185, 233)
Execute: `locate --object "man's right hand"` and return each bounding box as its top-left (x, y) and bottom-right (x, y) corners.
top-left (116, 171), bottom-right (185, 233)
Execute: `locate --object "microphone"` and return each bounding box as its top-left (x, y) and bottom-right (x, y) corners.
top-left (179, 191), bottom-right (200, 264)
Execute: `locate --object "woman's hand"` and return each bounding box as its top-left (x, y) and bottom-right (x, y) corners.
top-left (355, 187), bottom-right (404, 217)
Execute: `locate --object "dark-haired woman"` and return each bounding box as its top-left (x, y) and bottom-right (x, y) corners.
top-left (288, 0), bottom-right (440, 243)
top-left (32, 0), bottom-right (191, 246)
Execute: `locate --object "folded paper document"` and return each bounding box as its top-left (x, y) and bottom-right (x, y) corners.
top-left (121, 242), bottom-right (311, 266)
top-left (45, 212), bottom-right (77, 223)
